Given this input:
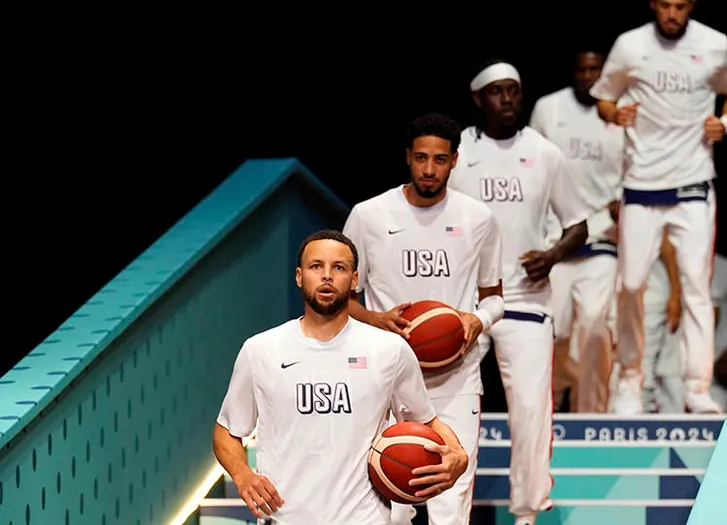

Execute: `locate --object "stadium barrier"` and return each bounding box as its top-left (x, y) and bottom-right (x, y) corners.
top-left (0, 158), bottom-right (349, 525)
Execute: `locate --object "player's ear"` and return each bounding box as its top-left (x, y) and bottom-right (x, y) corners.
top-left (471, 91), bottom-right (482, 107)
top-left (295, 267), bottom-right (302, 288)
top-left (351, 270), bottom-right (359, 291)
top-left (451, 150), bottom-right (459, 168)
top-left (405, 148), bottom-right (412, 166)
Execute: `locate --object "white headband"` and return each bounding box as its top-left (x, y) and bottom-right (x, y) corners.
top-left (470, 63), bottom-right (521, 92)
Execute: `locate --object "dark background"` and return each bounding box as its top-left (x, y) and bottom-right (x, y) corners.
top-left (5, 3), bottom-right (726, 376)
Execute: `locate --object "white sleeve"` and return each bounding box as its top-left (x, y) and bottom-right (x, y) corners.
top-left (342, 206), bottom-right (369, 293)
top-left (477, 212), bottom-right (503, 288)
top-left (706, 33), bottom-right (727, 94)
top-left (708, 59), bottom-right (727, 95)
top-left (529, 98), bottom-right (549, 137)
top-left (217, 342), bottom-right (258, 439)
top-left (590, 34), bottom-right (634, 102)
top-left (390, 342), bottom-right (437, 424)
top-left (548, 146), bottom-right (591, 229)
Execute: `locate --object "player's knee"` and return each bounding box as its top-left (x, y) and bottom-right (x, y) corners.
top-left (620, 277), bottom-right (644, 296)
top-left (579, 304), bottom-right (610, 332)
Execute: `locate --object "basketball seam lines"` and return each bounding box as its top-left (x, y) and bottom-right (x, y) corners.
top-left (412, 327), bottom-right (465, 352)
top-left (369, 446), bottom-right (416, 470)
top-left (404, 307), bottom-right (460, 334)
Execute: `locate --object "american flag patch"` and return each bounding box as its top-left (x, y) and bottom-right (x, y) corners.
top-left (519, 157), bottom-right (533, 167)
top-left (445, 226), bottom-right (462, 237)
top-left (348, 356), bottom-right (367, 369)
top-left (691, 54), bottom-right (703, 62)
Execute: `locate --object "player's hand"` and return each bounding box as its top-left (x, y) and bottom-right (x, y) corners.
top-left (233, 470), bottom-right (284, 519)
top-left (373, 303), bottom-right (411, 338)
top-left (704, 115), bottom-right (725, 142)
top-left (457, 311), bottom-right (483, 351)
top-left (409, 443), bottom-right (468, 499)
top-left (666, 292), bottom-right (682, 333)
top-left (615, 102), bottom-right (639, 127)
top-left (520, 250), bottom-right (556, 282)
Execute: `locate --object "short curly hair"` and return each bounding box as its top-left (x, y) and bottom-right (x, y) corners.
top-left (404, 113), bottom-right (461, 153)
top-left (296, 229), bottom-right (359, 270)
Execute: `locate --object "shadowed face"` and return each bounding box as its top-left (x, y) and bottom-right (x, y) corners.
top-left (296, 239), bottom-right (357, 316)
top-left (475, 79), bottom-right (522, 128)
top-left (651, 0), bottom-right (693, 38)
top-left (574, 52), bottom-right (605, 96)
top-left (406, 135), bottom-right (457, 199)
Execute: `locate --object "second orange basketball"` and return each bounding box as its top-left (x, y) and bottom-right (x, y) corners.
top-left (400, 300), bottom-right (466, 373)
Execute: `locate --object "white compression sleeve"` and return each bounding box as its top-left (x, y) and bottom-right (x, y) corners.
top-left (473, 295), bottom-right (505, 332)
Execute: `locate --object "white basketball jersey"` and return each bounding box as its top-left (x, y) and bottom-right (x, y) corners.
top-left (217, 318), bottom-right (436, 525)
top-left (590, 20), bottom-right (727, 190)
top-left (449, 127), bottom-right (590, 312)
top-left (343, 186), bottom-right (502, 399)
top-left (530, 87), bottom-right (624, 245)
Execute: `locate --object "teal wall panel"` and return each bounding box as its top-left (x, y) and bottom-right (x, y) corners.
top-left (0, 160), bottom-right (349, 525)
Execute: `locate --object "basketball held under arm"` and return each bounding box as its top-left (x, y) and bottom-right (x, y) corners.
top-left (406, 416), bottom-right (468, 498)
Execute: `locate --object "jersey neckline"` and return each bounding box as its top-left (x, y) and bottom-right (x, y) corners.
top-left (394, 184), bottom-right (449, 215)
top-left (292, 316), bottom-right (353, 349)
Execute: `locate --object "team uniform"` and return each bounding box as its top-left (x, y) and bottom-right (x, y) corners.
top-left (216, 317), bottom-right (437, 525)
top-left (530, 86), bottom-right (624, 413)
top-left (589, 20), bottom-right (727, 413)
top-left (449, 126), bottom-right (590, 522)
top-left (343, 186), bottom-right (502, 525)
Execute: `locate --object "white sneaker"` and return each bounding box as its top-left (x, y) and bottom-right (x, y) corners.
top-left (515, 517), bottom-right (534, 525)
top-left (609, 378), bottom-right (643, 415)
top-left (685, 392), bottom-right (723, 414)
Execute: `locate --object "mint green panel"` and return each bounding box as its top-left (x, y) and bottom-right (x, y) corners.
top-left (0, 160), bottom-right (349, 525)
top-left (493, 506), bottom-right (646, 525)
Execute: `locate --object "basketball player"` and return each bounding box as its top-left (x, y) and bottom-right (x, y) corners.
top-left (449, 60), bottom-right (590, 525)
top-left (529, 45), bottom-right (624, 413)
top-left (213, 229), bottom-right (469, 524)
top-left (589, 0), bottom-right (727, 413)
top-left (343, 113), bottom-right (505, 525)
top-left (642, 233), bottom-right (685, 413)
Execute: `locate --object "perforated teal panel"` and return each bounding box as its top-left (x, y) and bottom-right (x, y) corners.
top-left (0, 160), bottom-right (349, 525)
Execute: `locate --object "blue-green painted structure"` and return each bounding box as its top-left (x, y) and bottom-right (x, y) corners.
top-left (0, 158), bottom-right (349, 525)
top-left (2, 155), bottom-right (726, 525)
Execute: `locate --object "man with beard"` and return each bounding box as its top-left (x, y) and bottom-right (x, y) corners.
top-left (528, 45), bottom-right (624, 413)
top-left (213, 229), bottom-right (468, 525)
top-left (343, 113), bottom-right (505, 525)
top-left (589, 0), bottom-right (726, 414)
top-left (448, 60), bottom-right (590, 525)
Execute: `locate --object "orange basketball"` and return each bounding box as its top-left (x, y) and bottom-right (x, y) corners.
top-left (400, 300), bottom-right (466, 373)
top-left (368, 421), bottom-right (445, 504)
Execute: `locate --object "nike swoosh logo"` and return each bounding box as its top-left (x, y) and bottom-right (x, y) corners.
top-left (467, 160), bottom-right (482, 167)
top-left (471, 409), bottom-right (479, 415)
top-left (281, 361), bottom-right (300, 369)
top-left (388, 229), bottom-right (405, 235)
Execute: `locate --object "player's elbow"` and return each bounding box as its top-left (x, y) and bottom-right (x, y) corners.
top-left (569, 221), bottom-right (589, 247)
